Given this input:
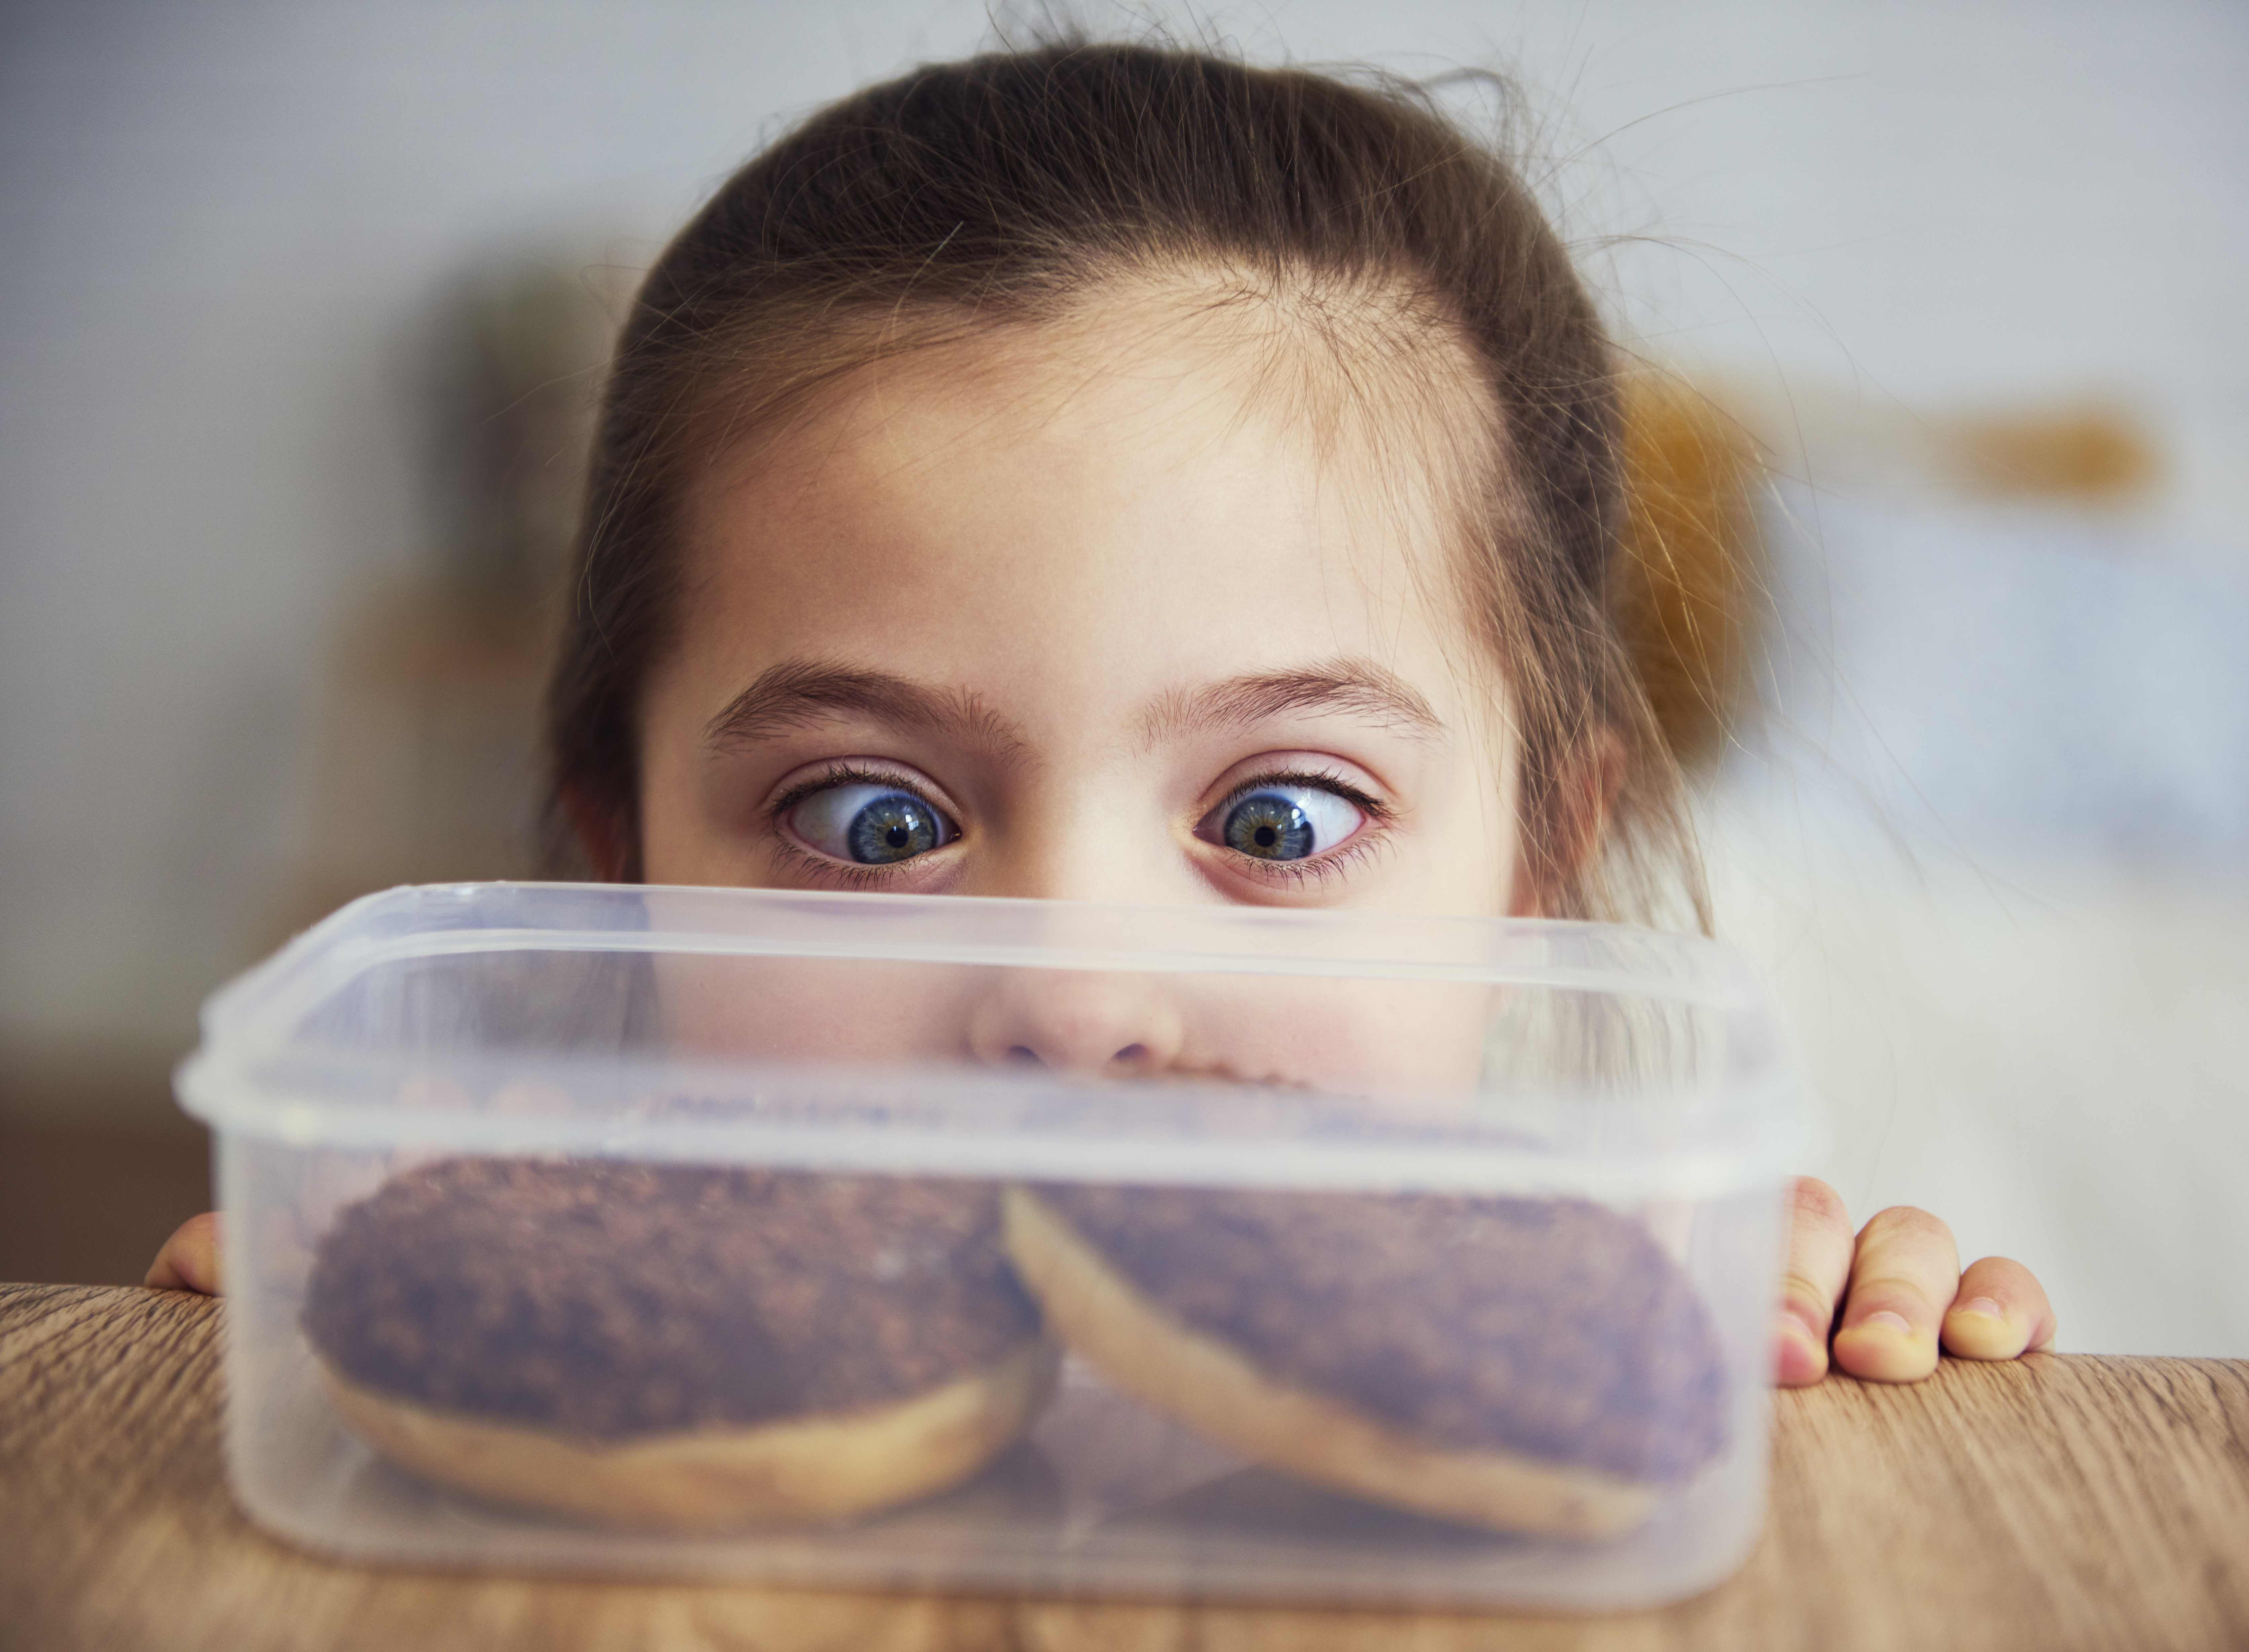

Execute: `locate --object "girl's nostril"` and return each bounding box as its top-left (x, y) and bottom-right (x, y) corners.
top-left (1007, 1046), bottom-right (1042, 1066)
top-left (1113, 1043), bottom-right (1149, 1067)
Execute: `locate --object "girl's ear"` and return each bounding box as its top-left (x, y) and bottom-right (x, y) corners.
top-left (558, 778), bottom-right (634, 884)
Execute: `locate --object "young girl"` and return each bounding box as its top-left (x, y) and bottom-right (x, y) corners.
top-left (151, 39), bottom-right (2054, 1387)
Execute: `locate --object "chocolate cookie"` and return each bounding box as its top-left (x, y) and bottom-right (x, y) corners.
top-left (1003, 1183), bottom-right (1731, 1539)
top-left (305, 1158), bottom-right (1057, 1529)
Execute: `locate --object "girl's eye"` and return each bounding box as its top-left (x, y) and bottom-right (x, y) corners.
top-left (788, 783), bottom-right (957, 865)
top-left (1208, 785), bottom-right (1364, 863)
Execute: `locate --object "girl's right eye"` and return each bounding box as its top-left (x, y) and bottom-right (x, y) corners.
top-left (786, 782), bottom-right (958, 866)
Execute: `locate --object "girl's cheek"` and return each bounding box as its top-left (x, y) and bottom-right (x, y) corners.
top-left (1355, 805), bottom-right (1520, 921)
top-left (637, 749), bottom-right (757, 886)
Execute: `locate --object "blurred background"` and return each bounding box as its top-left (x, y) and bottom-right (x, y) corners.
top-left (2, 0), bottom-right (2243, 1352)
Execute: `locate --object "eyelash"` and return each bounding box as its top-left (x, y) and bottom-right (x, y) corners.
top-left (1204, 766), bottom-right (1395, 888)
top-left (764, 762), bottom-right (956, 889)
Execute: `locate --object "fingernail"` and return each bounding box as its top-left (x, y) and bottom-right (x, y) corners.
top-left (1782, 1302), bottom-right (1827, 1342)
top-left (1955, 1297), bottom-right (2004, 1321)
top-left (1772, 1314), bottom-right (1828, 1384)
top-left (1860, 1310), bottom-right (1912, 1334)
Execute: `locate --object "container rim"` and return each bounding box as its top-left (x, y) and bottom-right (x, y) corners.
top-left (177, 882), bottom-right (1827, 1192)
top-left (201, 881), bottom-right (1776, 1045)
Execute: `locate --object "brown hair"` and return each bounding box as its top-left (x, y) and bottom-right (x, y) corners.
top-left (545, 40), bottom-right (1699, 924)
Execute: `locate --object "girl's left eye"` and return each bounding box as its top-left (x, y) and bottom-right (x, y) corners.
top-left (788, 783), bottom-right (957, 865)
top-left (1201, 784), bottom-right (1365, 863)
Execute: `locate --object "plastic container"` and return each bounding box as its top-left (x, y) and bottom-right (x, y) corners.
top-left (176, 882), bottom-right (1819, 1609)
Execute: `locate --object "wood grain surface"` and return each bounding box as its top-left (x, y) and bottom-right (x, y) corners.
top-left (3, 1282), bottom-right (2246, 1652)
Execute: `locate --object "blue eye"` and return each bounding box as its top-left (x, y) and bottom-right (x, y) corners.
top-left (1212, 785), bottom-right (1363, 862)
top-left (789, 783), bottom-right (956, 865)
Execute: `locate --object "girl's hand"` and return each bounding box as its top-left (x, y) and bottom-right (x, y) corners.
top-left (146, 1211), bottom-right (222, 1295)
top-left (1775, 1177), bottom-right (2055, 1384)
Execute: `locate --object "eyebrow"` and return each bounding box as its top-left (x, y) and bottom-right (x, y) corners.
top-left (702, 655), bottom-right (1446, 762)
top-left (703, 659), bottom-right (1031, 763)
top-left (1138, 660), bottom-right (1446, 747)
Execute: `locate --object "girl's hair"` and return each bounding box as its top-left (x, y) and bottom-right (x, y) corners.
top-left (544, 40), bottom-right (1699, 924)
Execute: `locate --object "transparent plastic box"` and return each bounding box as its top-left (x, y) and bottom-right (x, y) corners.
top-left (176, 883), bottom-right (1819, 1610)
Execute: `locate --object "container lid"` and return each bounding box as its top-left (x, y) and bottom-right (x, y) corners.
top-left (178, 883), bottom-right (1823, 1197)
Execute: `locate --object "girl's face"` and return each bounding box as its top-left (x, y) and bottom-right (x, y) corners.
top-left (638, 294), bottom-right (1525, 925)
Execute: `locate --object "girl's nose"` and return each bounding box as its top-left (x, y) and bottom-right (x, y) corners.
top-left (965, 969), bottom-right (1186, 1077)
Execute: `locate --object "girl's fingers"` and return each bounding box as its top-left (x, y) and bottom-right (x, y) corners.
top-left (1773, 1176), bottom-right (1856, 1386)
top-left (145, 1211), bottom-right (223, 1295)
top-left (1941, 1254), bottom-right (2058, 1359)
top-left (1831, 1206), bottom-right (1960, 1383)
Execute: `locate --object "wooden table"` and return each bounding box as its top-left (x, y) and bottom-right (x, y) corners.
top-left (4, 1283), bottom-right (2246, 1651)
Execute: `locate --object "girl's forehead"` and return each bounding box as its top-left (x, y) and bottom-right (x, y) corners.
top-left (669, 293), bottom-right (1498, 739)
top-left (732, 286), bottom-right (1470, 488)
